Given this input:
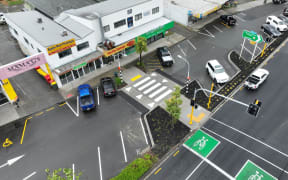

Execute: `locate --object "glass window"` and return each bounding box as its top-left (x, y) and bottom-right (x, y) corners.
top-left (24, 37), bottom-right (29, 44)
top-left (114, 19), bottom-right (126, 28)
top-left (77, 42), bottom-right (89, 51)
top-left (127, 17), bottom-right (133, 28)
top-left (31, 44), bottom-right (34, 49)
top-left (152, 7), bottom-right (159, 14)
top-left (58, 48), bottom-right (72, 59)
top-left (88, 61), bottom-right (96, 71)
top-left (103, 25), bottom-right (110, 32)
top-left (37, 48), bottom-right (41, 53)
top-left (66, 71), bottom-right (73, 82)
top-left (95, 59), bottom-right (102, 69)
top-left (78, 67), bottom-right (84, 77)
top-left (59, 74), bottom-right (68, 85)
top-left (72, 69), bottom-right (79, 79)
top-left (83, 64), bottom-right (90, 74)
top-left (135, 13), bottom-right (142, 21)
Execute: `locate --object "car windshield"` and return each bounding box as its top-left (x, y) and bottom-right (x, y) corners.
top-left (279, 21), bottom-right (284, 25)
top-left (214, 65), bottom-right (225, 73)
top-left (80, 95), bottom-right (93, 106)
top-left (103, 81), bottom-right (113, 89)
top-left (162, 52), bottom-right (170, 56)
top-left (247, 75), bottom-right (260, 84)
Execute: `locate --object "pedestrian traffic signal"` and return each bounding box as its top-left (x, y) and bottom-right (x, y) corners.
top-left (191, 99), bottom-right (195, 106)
top-left (247, 99), bottom-right (261, 117)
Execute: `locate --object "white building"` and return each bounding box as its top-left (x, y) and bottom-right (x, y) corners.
top-left (5, 0), bottom-right (174, 88)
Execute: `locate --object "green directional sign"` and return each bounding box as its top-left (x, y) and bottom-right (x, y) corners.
top-left (184, 129), bottom-right (220, 157)
top-left (235, 160), bottom-right (277, 180)
top-left (73, 62), bottom-right (87, 70)
top-left (242, 30), bottom-right (263, 43)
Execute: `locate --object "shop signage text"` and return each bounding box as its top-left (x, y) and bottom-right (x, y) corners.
top-left (47, 39), bottom-right (76, 56)
top-left (104, 40), bottom-right (135, 57)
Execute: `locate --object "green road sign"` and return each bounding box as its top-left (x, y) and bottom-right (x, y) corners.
top-left (73, 62), bottom-right (87, 70)
top-left (184, 129), bottom-right (220, 157)
top-left (242, 30), bottom-right (263, 43)
top-left (235, 160), bottom-right (277, 180)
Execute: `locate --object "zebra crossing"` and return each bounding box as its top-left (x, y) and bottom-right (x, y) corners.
top-left (125, 73), bottom-right (178, 109)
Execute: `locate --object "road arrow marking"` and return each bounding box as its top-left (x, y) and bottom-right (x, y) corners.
top-left (136, 94), bottom-right (143, 99)
top-left (0, 154), bottom-right (25, 169)
top-left (148, 102), bottom-right (155, 108)
top-left (125, 87), bottom-right (131, 92)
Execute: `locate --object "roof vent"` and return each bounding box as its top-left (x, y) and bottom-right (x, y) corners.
top-left (171, 1), bottom-right (177, 5)
top-left (61, 30), bottom-right (68, 36)
top-left (37, 18), bottom-right (43, 23)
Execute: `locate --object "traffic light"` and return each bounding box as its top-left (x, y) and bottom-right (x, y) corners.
top-left (190, 99), bottom-right (198, 109)
top-left (247, 99), bottom-right (261, 117)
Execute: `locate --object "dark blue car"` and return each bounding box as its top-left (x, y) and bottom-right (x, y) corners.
top-left (78, 84), bottom-right (96, 111)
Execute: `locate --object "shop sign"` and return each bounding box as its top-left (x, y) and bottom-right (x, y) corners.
top-left (73, 62), bottom-right (87, 70)
top-left (47, 39), bottom-right (76, 56)
top-left (104, 40), bottom-right (135, 57)
top-left (0, 53), bottom-right (46, 80)
top-left (1, 79), bottom-right (18, 102)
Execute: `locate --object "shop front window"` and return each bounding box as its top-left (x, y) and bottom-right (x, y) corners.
top-left (66, 72), bottom-right (73, 83)
top-left (78, 67), bottom-right (84, 77)
top-left (73, 70), bottom-right (79, 79)
top-left (60, 74), bottom-right (68, 85)
top-left (88, 61), bottom-right (96, 71)
top-left (127, 17), bottom-right (133, 28)
top-left (95, 59), bottom-right (102, 69)
top-left (83, 64), bottom-right (90, 74)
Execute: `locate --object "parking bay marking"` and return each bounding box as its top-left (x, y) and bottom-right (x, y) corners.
top-left (212, 25), bottom-right (223, 32)
top-left (186, 40), bottom-right (197, 50)
top-left (177, 44), bottom-right (186, 56)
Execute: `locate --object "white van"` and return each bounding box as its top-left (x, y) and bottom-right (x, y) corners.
top-left (266, 15), bottom-right (288, 31)
top-left (0, 13), bottom-right (6, 24)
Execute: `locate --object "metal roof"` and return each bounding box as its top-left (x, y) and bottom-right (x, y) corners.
top-left (5, 11), bottom-right (80, 47)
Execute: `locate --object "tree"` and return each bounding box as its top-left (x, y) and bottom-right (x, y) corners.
top-left (165, 86), bottom-right (183, 128)
top-left (135, 36), bottom-right (148, 66)
top-left (46, 168), bottom-right (82, 180)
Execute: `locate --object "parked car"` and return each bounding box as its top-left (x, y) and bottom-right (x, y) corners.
top-left (283, 8), bottom-right (288, 17)
top-left (156, 46), bottom-right (174, 67)
top-left (261, 24), bottom-right (282, 38)
top-left (273, 0), bottom-right (286, 4)
top-left (244, 69), bottom-right (269, 90)
top-left (220, 15), bottom-right (237, 26)
top-left (0, 13), bottom-right (6, 24)
top-left (277, 15), bottom-right (288, 25)
top-left (266, 15), bottom-right (288, 31)
top-left (100, 77), bottom-right (117, 97)
top-left (78, 84), bottom-right (96, 111)
top-left (206, 60), bottom-right (230, 84)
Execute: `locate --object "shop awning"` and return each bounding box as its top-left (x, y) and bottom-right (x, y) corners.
top-left (107, 17), bottom-right (172, 46)
top-left (54, 50), bottom-right (103, 75)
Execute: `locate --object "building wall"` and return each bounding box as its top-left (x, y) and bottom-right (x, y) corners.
top-left (165, 2), bottom-right (188, 26)
top-left (102, 0), bottom-right (164, 38)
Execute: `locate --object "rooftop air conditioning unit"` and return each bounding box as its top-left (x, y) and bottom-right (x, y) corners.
top-left (37, 18), bottom-right (42, 23)
top-left (61, 30), bottom-right (68, 36)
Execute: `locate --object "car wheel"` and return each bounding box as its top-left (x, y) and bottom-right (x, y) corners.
top-left (261, 26), bottom-right (263, 29)
top-left (267, 22), bottom-right (270, 24)
top-left (277, 28), bottom-right (280, 31)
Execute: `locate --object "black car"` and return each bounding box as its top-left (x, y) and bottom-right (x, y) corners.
top-left (220, 15), bottom-right (236, 26)
top-left (100, 77), bottom-right (117, 97)
top-left (273, 0), bottom-right (286, 4)
top-left (284, 8), bottom-right (288, 17)
top-left (156, 46), bottom-right (174, 67)
top-left (261, 24), bottom-right (282, 38)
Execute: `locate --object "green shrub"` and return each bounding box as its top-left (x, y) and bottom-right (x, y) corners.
top-left (8, 0), bottom-right (24, 5)
top-left (114, 77), bottom-right (122, 87)
top-left (110, 153), bottom-right (157, 180)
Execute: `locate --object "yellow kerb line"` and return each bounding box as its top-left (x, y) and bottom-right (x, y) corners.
top-left (59, 102), bottom-right (66, 107)
top-left (173, 150), bottom-right (179, 157)
top-left (46, 107), bottom-right (55, 112)
top-left (154, 168), bottom-right (162, 175)
top-left (20, 119), bottom-right (28, 144)
top-left (35, 112), bottom-right (43, 117)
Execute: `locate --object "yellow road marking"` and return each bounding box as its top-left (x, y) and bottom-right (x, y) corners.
top-left (154, 168), bottom-right (162, 175)
top-left (148, 59), bottom-right (160, 62)
top-left (187, 112), bottom-right (206, 123)
top-left (20, 119), bottom-right (28, 144)
top-left (240, 87), bottom-right (244, 91)
top-left (3, 138), bottom-right (13, 148)
top-left (131, 75), bottom-right (142, 82)
top-left (35, 112), bottom-right (44, 117)
top-left (26, 116), bottom-right (32, 120)
top-left (147, 62), bottom-right (161, 65)
top-left (221, 22), bottom-right (230, 28)
top-left (59, 102), bottom-right (66, 107)
top-left (148, 66), bottom-right (162, 68)
top-left (173, 150), bottom-right (179, 157)
top-left (46, 107), bottom-right (55, 112)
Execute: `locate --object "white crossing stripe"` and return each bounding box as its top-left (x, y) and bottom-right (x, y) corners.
top-left (149, 86), bottom-right (167, 98)
top-left (138, 79), bottom-right (156, 91)
top-left (133, 77), bottom-right (151, 88)
top-left (154, 89), bottom-right (173, 102)
top-left (143, 83), bottom-right (161, 94)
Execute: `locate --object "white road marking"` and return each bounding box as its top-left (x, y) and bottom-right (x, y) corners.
top-left (212, 25), bottom-right (223, 32)
top-left (197, 29), bottom-right (215, 38)
top-left (204, 28), bottom-right (215, 38)
top-left (133, 77), bottom-right (151, 87)
top-left (202, 127), bottom-right (288, 174)
top-left (23, 172), bottom-right (36, 180)
top-left (139, 118), bottom-right (149, 145)
top-left (148, 86), bottom-right (167, 98)
top-left (66, 101), bottom-right (79, 117)
top-left (138, 79), bottom-right (156, 91)
top-left (125, 87), bottom-right (132, 92)
top-left (120, 131), bottom-right (128, 162)
top-left (177, 44), bottom-right (186, 56)
top-left (185, 160), bottom-right (204, 180)
top-left (98, 147), bottom-right (103, 180)
top-left (234, 15), bottom-right (246, 22)
top-left (136, 94), bottom-right (143, 99)
top-left (97, 87), bottom-right (100, 106)
top-left (151, 72), bottom-right (157, 76)
top-left (148, 102), bottom-right (155, 108)
top-left (162, 79), bottom-right (168, 83)
top-left (154, 89), bottom-right (173, 102)
top-left (235, 23), bottom-right (239, 26)
top-left (210, 117), bottom-right (288, 159)
top-left (143, 83), bottom-right (161, 94)
top-left (183, 144), bottom-right (234, 180)
top-left (239, 12), bottom-right (246, 16)
top-left (77, 95), bottom-right (79, 115)
top-left (187, 40), bottom-right (197, 50)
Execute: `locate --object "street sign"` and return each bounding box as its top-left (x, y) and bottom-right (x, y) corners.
top-left (235, 160), bottom-right (277, 180)
top-left (184, 129), bottom-right (220, 157)
top-left (242, 30), bottom-right (263, 43)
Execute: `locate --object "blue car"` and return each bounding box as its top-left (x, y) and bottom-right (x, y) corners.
top-left (78, 84), bottom-right (96, 111)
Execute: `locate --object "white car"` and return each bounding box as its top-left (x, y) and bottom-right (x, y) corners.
top-left (266, 15), bottom-right (288, 32)
top-left (206, 60), bottom-right (230, 84)
top-left (244, 68), bottom-right (269, 90)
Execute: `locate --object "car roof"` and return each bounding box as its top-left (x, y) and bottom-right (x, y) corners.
top-left (252, 69), bottom-right (268, 77)
top-left (208, 59), bottom-right (221, 67)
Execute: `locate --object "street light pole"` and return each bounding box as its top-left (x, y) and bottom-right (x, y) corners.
top-left (177, 55), bottom-right (190, 94)
top-left (118, 59), bottom-right (123, 84)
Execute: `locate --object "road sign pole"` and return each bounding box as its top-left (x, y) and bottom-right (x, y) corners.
top-left (207, 83), bottom-right (214, 109)
top-left (239, 38), bottom-right (246, 59)
top-left (261, 43), bottom-right (267, 57)
top-left (250, 42), bottom-right (258, 63)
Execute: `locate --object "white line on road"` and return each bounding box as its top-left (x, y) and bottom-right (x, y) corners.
top-left (120, 131), bottom-right (128, 162)
top-left (97, 86), bottom-right (100, 106)
top-left (98, 146), bottom-right (103, 180)
top-left (234, 15), bottom-right (246, 22)
top-left (210, 117), bottom-right (288, 159)
top-left (235, 23), bottom-right (239, 26)
top-left (143, 83), bottom-right (161, 94)
top-left (177, 44), bottom-right (186, 56)
top-left (185, 160), bottom-right (204, 180)
top-left (204, 28), bottom-right (215, 38)
top-left (23, 171), bottom-right (36, 180)
top-left (148, 86), bottom-right (167, 98)
top-left (154, 89), bottom-right (173, 102)
top-left (77, 96), bottom-right (79, 115)
top-left (239, 12), bottom-right (246, 16)
top-left (139, 118), bottom-right (149, 145)
top-left (133, 77), bottom-right (151, 87)
top-left (212, 25), bottom-right (223, 33)
top-left (138, 79), bottom-right (156, 91)
top-left (197, 31), bottom-right (215, 38)
top-left (66, 101), bottom-right (79, 117)
top-left (187, 40), bottom-right (197, 50)
top-left (202, 127), bottom-right (288, 175)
